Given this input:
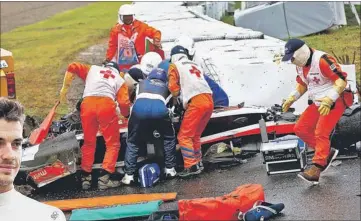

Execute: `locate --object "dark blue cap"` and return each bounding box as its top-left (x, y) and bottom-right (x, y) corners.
top-left (148, 68), bottom-right (167, 82)
top-left (170, 45), bottom-right (188, 57)
top-left (104, 61), bottom-right (120, 73)
top-left (128, 67), bottom-right (145, 82)
top-left (282, 39), bottom-right (305, 61)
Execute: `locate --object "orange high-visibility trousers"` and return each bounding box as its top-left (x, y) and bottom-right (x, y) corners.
top-left (178, 93), bottom-right (213, 168)
top-left (294, 97), bottom-right (346, 167)
top-left (80, 96), bottom-right (120, 173)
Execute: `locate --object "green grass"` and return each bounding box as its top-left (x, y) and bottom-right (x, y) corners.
top-left (234, 1), bottom-right (242, 10)
top-left (1, 2), bottom-right (128, 118)
top-left (344, 4), bottom-right (361, 26)
top-left (221, 1), bottom-right (241, 25)
top-left (221, 14), bottom-right (235, 26)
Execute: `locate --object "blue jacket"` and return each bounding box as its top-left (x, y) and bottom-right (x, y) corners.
top-left (204, 75), bottom-right (229, 107)
top-left (132, 69), bottom-right (170, 119)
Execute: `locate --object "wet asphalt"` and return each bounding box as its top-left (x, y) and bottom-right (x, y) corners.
top-left (30, 153), bottom-right (361, 221)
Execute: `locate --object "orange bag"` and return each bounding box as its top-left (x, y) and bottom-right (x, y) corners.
top-left (178, 184), bottom-right (265, 221)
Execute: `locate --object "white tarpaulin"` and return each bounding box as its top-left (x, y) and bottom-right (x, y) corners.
top-left (132, 2), bottom-right (356, 113)
top-left (234, 2), bottom-right (347, 39)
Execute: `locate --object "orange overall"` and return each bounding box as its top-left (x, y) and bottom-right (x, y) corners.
top-left (168, 64), bottom-right (214, 168)
top-left (106, 19), bottom-right (161, 68)
top-left (66, 62), bottom-right (130, 173)
top-left (293, 55), bottom-right (352, 167)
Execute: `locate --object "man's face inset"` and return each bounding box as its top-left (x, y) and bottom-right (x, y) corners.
top-left (122, 15), bottom-right (133, 25)
top-left (0, 119), bottom-right (23, 189)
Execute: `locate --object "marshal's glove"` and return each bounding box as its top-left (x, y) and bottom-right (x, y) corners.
top-left (282, 84), bottom-right (307, 112)
top-left (59, 71), bottom-right (75, 104)
top-left (59, 87), bottom-right (68, 104)
top-left (316, 97), bottom-right (334, 116)
top-left (282, 96), bottom-right (296, 112)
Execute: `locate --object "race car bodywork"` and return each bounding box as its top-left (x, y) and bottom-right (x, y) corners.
top-left (17, 103), bottom-right (361, 188)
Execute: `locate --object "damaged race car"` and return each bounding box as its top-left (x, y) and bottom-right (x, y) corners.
top-left (16, 100), bottom-right (361, 189)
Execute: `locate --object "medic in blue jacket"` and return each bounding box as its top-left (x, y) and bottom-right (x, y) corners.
top-left (122, 67), bottom-right (177, 184)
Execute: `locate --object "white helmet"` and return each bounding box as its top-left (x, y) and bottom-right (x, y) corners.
top-left (140, 52), bottom-right (162, 76)
top-left (174, 35), bottom-right (195, 60)
top-left (118, 4), bottom-right (135, 24)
